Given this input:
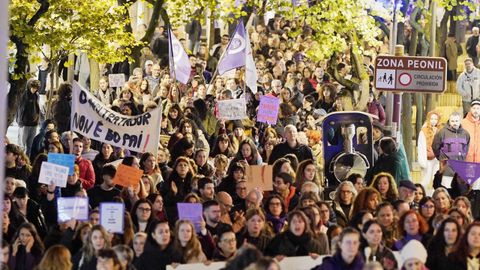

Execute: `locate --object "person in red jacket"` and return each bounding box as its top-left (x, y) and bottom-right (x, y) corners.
top-left (72, 137), bottom-right (96, 190)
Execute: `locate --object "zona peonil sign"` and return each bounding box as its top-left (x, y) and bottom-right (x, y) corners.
top-left (374, 55), bottom-right (447, 93)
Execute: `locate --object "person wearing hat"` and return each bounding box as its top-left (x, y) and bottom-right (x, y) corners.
top-left (398, 180), bottom-right (417, 209)
top-left (143, 60), bottom-right (154, 77)
top-left (457, 58), bottom-right (480, 115)
top-left (400, 239), bottom-right (428, 270)
top-left (12, 187), bottom-right (48, 239)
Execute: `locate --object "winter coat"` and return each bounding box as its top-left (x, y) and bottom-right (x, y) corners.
top-left (461, 112), bottom-right (480, 162)
top-left (331, 201), bottom-right (353, 228)
top-left (432, 124), bottom-right (470, 161)
top-left (367, 101), bottom-right (386, 125)
top-left (16, 89), bottom-right (40, 127)
top-left (312, 252), bottom-right (364, 270)
top-left (265, 231), bottom-right (327, 257)
top-left (135, 241), bottom-right (184, 270)
top-left (52, 96), bottom-right (72, 134)
top-left (456, 67), bottom-right (480, 102)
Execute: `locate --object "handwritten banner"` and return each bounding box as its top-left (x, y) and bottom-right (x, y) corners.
top-left (48, 153), bottom-right (75, 175)
top-left (100, 203), bottom-right (125, 233)
top-left (38, 162), bottom-right (69, 188)
top-left (177, 203), bottom-right (203, 232)
top-left (108, 73), bottom-right (126, 88)
top-left (57, 197), bottom-right (89, 222)
top-left (257, 95), bottom-right (280, 124)
top-left (217, 98), bottom-right (247, 120)
top-left (244, 165), bottom-right (273, 191)
top-left (113, 164), bottom-right (143, 187)
top-left (71, 82), bottom-right (161, 154)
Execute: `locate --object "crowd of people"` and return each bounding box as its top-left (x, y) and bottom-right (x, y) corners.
top-left (4, 11), bottom-right (480, 270)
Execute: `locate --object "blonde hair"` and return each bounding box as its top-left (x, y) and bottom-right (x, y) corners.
top-left (36, 245), bottom-right (72, 270)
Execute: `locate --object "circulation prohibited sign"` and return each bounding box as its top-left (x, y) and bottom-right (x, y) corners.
top-left (374, 55), bottom-right (447, 93)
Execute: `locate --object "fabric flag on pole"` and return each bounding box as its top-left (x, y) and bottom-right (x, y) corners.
top-left (244, 24), bottom-right (258, 94)
top-left (168, 28), bottom-right (191, 84)
top-left (217, 22), bottom-right (247, 75)
top-left (448, 159), bottom-right (480, 185)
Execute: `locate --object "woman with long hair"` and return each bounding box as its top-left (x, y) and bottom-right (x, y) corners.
top-left (36, 245), bottom-right (72, 270)
top-left (351, 188), bottom-right (381, 217)
top-left (332, 181), bottom-right (357, 227)
top-left (217, 162), bottom-right (245, 196)
top-left (135, 221), bottom-right (184, 270)
top-left (425, 218), bottom-right (461, 270)
top-left (360, 220), bottom-right (398, 270)
top-left (417, 110), bottom-right (441, 189)
top-left (232, 139), bottom-right (263, 165)
top-left (295, 159), bottom-right (322, 192)
top-left (130, 199), bottom-right (156, 233)
top-left (161, 157), bottom-right (194, 220)
top-left (393, 210), bottom-right (431, 251)
top-left (263, 195), bottom-right (288, 235)
top-left (210, 134), bottom-right (235, 158)
top-left (120, 177), bottom-right (148, 211)
top-left (370, 172), bottom-right (398, 203)
top-left (419, 196), bottom-right (436, 235)
top-left (266, 210), bottom-right (326, 257)
top-left (453, 196), bottom-right (474, 224)
top-left (9, 222), bottom-right (44, 270)
top-left (173, 220), bottom-right (207, 263)
top-left (236, 208), bottom-right (272, 254)
top-left (146, 193), bottom-right (168, 222)
top-left (167, 103), bottom-right (183, 130)
top-left (140, 152), bottom-right (162, 187)
top-left (72, 225), bottom-right (111, 270)
top-left (447, 222), bottom-right (480, 270)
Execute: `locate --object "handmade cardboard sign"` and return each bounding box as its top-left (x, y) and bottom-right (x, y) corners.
top-left (112, 164), bottom-right (143, 187)
top-left (244, 165), bottom-right (273, 191)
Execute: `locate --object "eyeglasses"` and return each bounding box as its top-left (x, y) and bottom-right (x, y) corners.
top-left (340, 190), bottom-right (352, 194)
top-left (222, 238), bottom-right (236, 243)
top-left (269, 202), bottom-right (281, 206)
top-left (421, 205), bottom-right (435, 209)
top-left (138, 207), bottom-right (152, 212)
top-left (221, 203), bottom-right (234, 208)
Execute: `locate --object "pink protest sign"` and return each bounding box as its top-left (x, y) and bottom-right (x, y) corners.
top-left (257, 95), bottom-right (280, 125)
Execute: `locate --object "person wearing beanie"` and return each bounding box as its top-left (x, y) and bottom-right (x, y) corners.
top-left (400, 239), bottom-right (428, 270)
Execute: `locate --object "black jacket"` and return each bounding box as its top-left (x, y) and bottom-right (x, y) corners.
top-left (268, 141), bottom-right (314, 164)
top-left (135, 241), bottom-right (184, 270)
top-left (16, 89), bottom-right (40, 127)
top-left (265, 231), bottom-right (326, 257)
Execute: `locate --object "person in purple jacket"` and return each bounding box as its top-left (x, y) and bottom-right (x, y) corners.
top-left (313, 227), bottom-right (364, 270)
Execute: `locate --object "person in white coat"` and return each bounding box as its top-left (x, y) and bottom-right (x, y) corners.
top-left (417, 111), bottom-right (442, 189)
top-left (457, 58), bottom-right (480, 115)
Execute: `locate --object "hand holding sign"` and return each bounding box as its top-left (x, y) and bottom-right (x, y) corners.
top-left (257, 96), bottom-right (280, 125)
top-left (113, 164), bottom-right (143, 187)
top-left (108, 74), bottom-right (126, 88)
top-left (39, 162), bottom-right (69, 188)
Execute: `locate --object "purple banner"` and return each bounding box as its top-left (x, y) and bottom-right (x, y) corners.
top-left (448, 160), bottom-right (480, 185)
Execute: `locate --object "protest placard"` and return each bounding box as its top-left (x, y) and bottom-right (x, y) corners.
top-left (244, 165), bottom-right (273, 191)
top-left (100, 203), bottom-right (125, 233)
top-left (38, 162), bottom-right (69, 188)
top-left (57, 197), bottom-right (89, 222)
top-left (448, 160), bottom-right (480, 185)
top-left (48, 153), bottom-right (75, 175)
top-left (217, 99), bottom-right (247, 120)
top-left (177, 203), bottom-right (203, 232)
top-left (112, 164), bottom-right (143, 187)
top-left (71, 82), bottom-right (162, 154)
top-left (108, 73), bottom-right (126, 88)
top-left (257, 95), bottom-right (280, 124)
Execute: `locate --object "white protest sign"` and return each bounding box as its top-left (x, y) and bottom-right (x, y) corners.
top-left (108, 73), bottom-right (126, 88)
top-left (217, 98), bottom-right (247, 120)
top-left (38, 162), bottom-right (69, 188)
top-left (57, 197), bottom-right (89, 222)
top-left (100, 203), bottom-right (125, 233)
top-left (71, 82), bottom-right (162, 154)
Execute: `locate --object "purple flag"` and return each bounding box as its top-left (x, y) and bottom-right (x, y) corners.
top-left (168, 29), bottom-right (191, 84)
top-left (448, 160), bottom-right (480, 185)
top-left (217, 22), bottom-right (247, 75)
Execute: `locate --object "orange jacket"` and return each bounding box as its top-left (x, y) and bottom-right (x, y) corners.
top-left (462, 112), bottom-right (480, 162)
